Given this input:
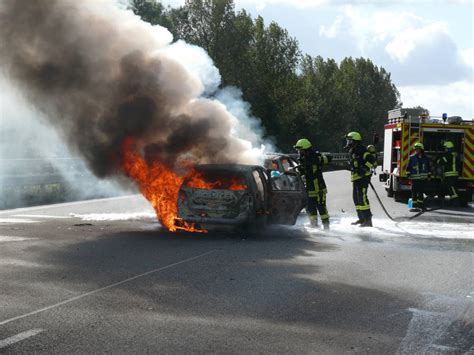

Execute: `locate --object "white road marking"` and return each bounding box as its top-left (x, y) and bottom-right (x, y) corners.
top-left (0, 329), bottom-right (44, 349)
top-left (13, 214), bottom-right (69, 219)
top-left (0, 218), bottom-right (38, 224)
top-left (0, 250), bottom-right (217, 326)
top-left (398, 294), bottom-right (473, 354)
top-left (0, 194), bottom-right (140, 216)
top-left (0, 236), bottom-right (35, 242)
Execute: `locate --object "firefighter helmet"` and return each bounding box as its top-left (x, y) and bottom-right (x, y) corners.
top-left (367, 144), bottom-right (376, 153)
top-left (346, 132), bottom-right (362, 141)
top-left (414, 142), bottom-right (424, 150)
top-left (294, 138), bottom-right (312, 150)
top-left (443, 141), bottom-right (454, 149)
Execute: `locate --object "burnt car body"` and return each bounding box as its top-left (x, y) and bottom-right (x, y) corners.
top-left (177, 164), bottom-right (306, 231)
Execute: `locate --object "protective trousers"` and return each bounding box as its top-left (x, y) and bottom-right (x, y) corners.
top-left (307, 191), bottom-right (329, 227)
top-left (444, 176), bottom-right (459, 200)
top-left (353, 178), bottom-right (371, 221)
top-left (411, 179), bottom-right (426, 208)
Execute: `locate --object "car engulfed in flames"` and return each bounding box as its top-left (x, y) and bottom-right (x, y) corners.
top-left (176, 164), bottom-right (307, 232)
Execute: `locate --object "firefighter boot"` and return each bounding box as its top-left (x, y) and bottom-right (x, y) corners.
top-left (309, 215), bottom-right (318, 228)
top-left (351, 211), bottom-right (364, 225)
top-left (323, 220), bottom-right (330, 231)
top-left (360, 211), bottom-right (373, 227)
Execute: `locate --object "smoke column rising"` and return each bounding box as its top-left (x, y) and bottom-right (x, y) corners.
top-left (0, 0), bottom-right (265, 183)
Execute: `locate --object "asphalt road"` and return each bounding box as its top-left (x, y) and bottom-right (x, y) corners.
top-left (0, 170), bottom-right (473, 353)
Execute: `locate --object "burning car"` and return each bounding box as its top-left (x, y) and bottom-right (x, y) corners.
top-left (176, 164), bottom-right (306, 231)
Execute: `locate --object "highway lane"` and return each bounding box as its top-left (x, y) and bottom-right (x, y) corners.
top-left (0, 170), bottom-right (472, 353)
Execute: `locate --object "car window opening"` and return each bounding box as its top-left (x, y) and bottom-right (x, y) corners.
top-left (185, 170), bottom-right (247, 191)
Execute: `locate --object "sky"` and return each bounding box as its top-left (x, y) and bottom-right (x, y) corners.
top-left (163, 0), bottom-right (474, 120)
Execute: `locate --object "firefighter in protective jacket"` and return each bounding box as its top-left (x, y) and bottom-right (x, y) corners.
top-left (406, 142), bottom-right (431, 210)
top-left (294, 138), bottom-right (332, 230)
top-left (345, 132), bottom-right (375, 227)
top-left (437, 141), bottom-right (459, 204)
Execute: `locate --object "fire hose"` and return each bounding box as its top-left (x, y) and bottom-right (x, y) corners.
top-left (368, 181), bottom-right (396, 221)
top-left (368, 181), bottom-right (444, 222)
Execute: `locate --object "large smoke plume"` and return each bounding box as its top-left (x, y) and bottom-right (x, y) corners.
top-left (0, 0), bottom-right (265, 182)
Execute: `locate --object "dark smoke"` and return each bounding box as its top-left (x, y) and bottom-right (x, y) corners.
top-left (0, 0), bottom-right (260, 180)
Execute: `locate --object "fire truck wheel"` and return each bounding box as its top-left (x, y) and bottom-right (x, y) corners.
top-left (459, 193), bottom-right (471, 207)
top-left (387, 178), bottom-right (394, 197)
top-left (394, 191), bottom-right (407, 203)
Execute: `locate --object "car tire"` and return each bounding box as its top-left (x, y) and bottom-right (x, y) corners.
top-left (246, 214), bottom-right (267, 234)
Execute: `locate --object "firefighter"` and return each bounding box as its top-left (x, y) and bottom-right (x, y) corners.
top-left (294, 138), bottom-right (331, 230)
top-left (345, 132), bottom-right (375, 227)
top-left (406, 142), bottom-right (431, 210)
top-left (437, 141), bottom-right (459, 205)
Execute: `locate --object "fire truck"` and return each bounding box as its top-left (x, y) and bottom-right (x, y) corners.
top-left (379, 108), bottom-right (474, 206)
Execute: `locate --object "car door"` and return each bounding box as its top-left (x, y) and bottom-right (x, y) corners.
top-left (268, 171), bottom-right (307, 225)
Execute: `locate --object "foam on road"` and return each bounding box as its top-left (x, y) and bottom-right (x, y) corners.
top-left (299, 215), bottom-right (474, 240)
top-left (69, 212), bottom-right (156, 221)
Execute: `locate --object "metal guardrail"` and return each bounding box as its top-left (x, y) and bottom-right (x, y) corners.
top-left (1, 153), bottom-right (384, 187)
top-left (0, 158), bottom-right (88, 187)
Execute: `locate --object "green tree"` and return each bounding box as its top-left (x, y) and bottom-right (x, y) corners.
top-left (245, 16), bottom-right (301, 147)
top-left (129, 0), bottom-right (401, 152)
top-left (129, 0), bottom-right (171, 27)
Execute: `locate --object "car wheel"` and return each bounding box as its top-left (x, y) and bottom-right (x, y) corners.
top-left (245, 213), bottom-right (267, 235)
top-left (256, 214), bottom-right (267, 229)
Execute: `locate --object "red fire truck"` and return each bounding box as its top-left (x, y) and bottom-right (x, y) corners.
top-left (379, 108), bottom-right (474, 206)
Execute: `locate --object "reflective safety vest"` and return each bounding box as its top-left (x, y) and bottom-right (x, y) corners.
top-left (437, 151), bottom-right (459, 178)
top-left (298, 150), bottom-right (330, 196)
top-left (349, 145), bottom-right (374, 182)
top-left (407, 153), bottom-right (431, 180)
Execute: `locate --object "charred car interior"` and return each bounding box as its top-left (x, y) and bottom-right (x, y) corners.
top-left (176, 164), bottom-right (307, 231)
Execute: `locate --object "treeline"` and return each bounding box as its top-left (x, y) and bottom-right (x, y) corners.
top-left (130, 0), bottom-right (401, 151)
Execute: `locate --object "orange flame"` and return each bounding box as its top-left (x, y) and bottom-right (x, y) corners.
top-left (186, 173), bottom-right (247, 191)
top-left (120, 138), bottom-right (205, 233)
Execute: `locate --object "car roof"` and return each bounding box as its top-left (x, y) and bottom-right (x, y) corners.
top-left (265, 153), bottom-right (289, 159)
top-left (195, 164), bottom-right (263, 172)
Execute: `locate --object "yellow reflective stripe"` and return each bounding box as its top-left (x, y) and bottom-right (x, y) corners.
top-left (365, 161), bottom-right (373, 169)
top-left (466, 128), bottom-right (474, 141)
top-left (322, 155), bottom-right (329, 164)
top-left (400, 125), bottom-right (409, 176)
top-left (444, 172), bottom-right (458, 177)
top-left (359, 205), bottom-right (371, 211)
top-left (465, 158), bottom-right (474, 172)
top-left (320, 214), bottom-right (329, 220)
top-left (308, 191), bottom-right (317, 197)
top-left (362, 187), bottom-right (370, 209)
top-left (450, 187), bottom-right (458, 198)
